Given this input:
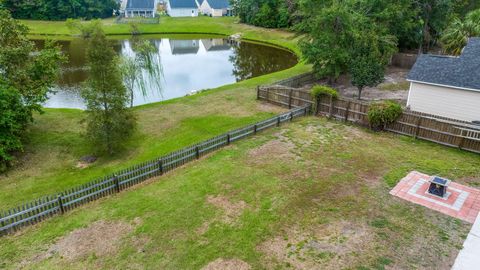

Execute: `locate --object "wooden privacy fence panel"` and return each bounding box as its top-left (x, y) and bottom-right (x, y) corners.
top-left (0, 106), bottom-right (310, 236)
top-left (258, 84), bottom-right (480, 154)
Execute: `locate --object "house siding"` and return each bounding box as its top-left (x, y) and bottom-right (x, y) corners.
top-left (407, 82), bottom-right (480, 122)
top-left (167, 6), bottom-right (198, 16)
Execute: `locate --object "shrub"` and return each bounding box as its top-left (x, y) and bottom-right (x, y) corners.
top-left (367, 100), bottom-right (403, 130)
top-left (0, 83), bottom-right (31, 171)
top-left (311, 85), bottom-right (339, 100)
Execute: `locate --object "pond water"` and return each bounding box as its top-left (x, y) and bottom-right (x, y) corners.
top-left (34, 36), bottom-right (297, 109)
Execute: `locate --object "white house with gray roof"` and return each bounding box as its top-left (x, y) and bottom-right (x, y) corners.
top-left (406, 38), bottom-right (480, 123)
top-left (199, 0), bottom-right (231, 17)
top-left (125, 0), bottom-right (157, 17)
top-left (166, 0), bottom-right (200, 17)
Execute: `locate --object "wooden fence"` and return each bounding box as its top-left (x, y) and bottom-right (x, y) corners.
top-left (258, 84), bottom-right (480, 154)
top-left (0, 106), bottom-right (310, 236)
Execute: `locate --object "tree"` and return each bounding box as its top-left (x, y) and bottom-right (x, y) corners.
top-left (3, 0), bottom-right (118, 20)
top-left (0, 10), bottom-right (63, 170)
top-left (299, 2), bottom-right (355, 83)
top-left (82, 26), bottom-right (136, 154)
top-left (441, 9), bottom-right (480, 55)
top-left (0, 82), bottom-right (31, 172)
top-left (119, 39), bottom-right (163, 108)
top-left (232, 0), bottom-right (294, 28)
top-left (350, 26), bottom-right (397, 99)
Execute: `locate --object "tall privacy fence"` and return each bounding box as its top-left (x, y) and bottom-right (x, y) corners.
top-left (0, 106), bottom-right (309, 236)
top-left (258, 76), bottom-right (480, 154)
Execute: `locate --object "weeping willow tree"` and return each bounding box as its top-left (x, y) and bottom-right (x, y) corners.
top-left (120, 39), bottom-right (164, 108)
top-left (441, 9), bottom-right (480, 55)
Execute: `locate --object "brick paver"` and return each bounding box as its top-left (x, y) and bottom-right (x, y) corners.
top-left (390, 171), bottom-right (480, 223)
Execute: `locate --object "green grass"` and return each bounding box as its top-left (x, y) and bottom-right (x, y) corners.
top-left (1, 117), bottom-right (478, 269)
top-left (0, 16), bottom-right (310, 208)
top-left (379, 81), bottom-right (410, 91)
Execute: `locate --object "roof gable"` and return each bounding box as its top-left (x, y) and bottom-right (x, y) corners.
top-left (407, 38), bottom-right (480, 91)
top-left (205, 0), bottom-right (230, 9)
top-left (169, 0), bottom-right (198, 8)
top-left (127, 0), bottom-right (156, 9)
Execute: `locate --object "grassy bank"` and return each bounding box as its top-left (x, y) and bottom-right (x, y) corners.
top-left (1, 117), bottom-right (479, 269)
top-left (23, 16), bottom-right (301, 54)
top-left (0, 16), bottom-right (310, 208)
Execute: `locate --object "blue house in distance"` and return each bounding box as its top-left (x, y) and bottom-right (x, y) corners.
top-left (125, 0), bottom-right (158, 18)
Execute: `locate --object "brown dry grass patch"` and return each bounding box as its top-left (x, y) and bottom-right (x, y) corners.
top-left (202, 258), bottom-right (251, 270)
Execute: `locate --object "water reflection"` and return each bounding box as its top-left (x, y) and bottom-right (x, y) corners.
top-left (34, 36), bottom-right (297, 109)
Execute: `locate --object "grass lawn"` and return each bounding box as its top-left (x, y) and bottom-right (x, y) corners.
top-left (1, 117), bottom-right (479, 269)
top-left (0, 16), bottom-right (309, 208)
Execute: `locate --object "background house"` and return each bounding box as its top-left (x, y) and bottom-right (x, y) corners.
top-left (199, 0), bottom-right (231, 17)
top-left (166, 0), bottom-right (199, 17)
top-left (406, 38), bottom-right (480, 123)
top-left (125, 0), bottom-right (157, 17)
top-left (169, 39), bottom-right (200, 54)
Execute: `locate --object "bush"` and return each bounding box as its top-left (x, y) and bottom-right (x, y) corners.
top-left (367, 100), bottom-right (403, 130)
top-left (311, 85), bottom-right (339, 100)
top-left (0, 83), bottom-right (31, 171)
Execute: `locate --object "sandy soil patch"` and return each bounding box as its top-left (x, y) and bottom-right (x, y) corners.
top-left (206, 195), bottom-right (247, 224)
top-left (202, 258), bottom-right (251, 270)
top-left (248, 133), bottom-right (297, 163)
top-left (48, 220), bottom-right (133, 261)
top-left (259, 221), bottom-right (374, 269)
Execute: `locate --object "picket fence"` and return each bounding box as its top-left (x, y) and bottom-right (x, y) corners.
top-left (0, 106), bottom-right (309, 236)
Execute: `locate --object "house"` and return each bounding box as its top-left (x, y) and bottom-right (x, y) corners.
top-left (166, 0), bottom-right (200, 17)
top-left (201, 38), bottom-right (231, 51)
top-left (406, 38), bottom-right (480, 123)
top-left (199, 0), bottom-right (232, 17)
top-left (125, 0), bottom-right (157, 17)
top-left (169, 39), bottom-right (200, 54)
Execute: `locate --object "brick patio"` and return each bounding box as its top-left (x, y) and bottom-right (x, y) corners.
top-left (390, 171), bottom-right (480, 223)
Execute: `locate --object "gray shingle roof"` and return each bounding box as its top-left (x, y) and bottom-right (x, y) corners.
top-left (126, 0), bottom-right (155, 9)
top-left (407, 38), bottom-right (480, 91)
top-left (206, 0), bottom-right (230, 9)
top-left (169, 0), bottom-right (198, 8)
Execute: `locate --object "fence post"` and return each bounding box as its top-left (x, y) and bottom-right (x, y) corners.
top-left (158, 159), bottom-right (164, 175)
top-left (254, 124), bottom-right (257, 134)
top-left (277, 116), bottom-right (281, 127)
top-left (256, 86), bottom-right (260, 100)
top-left (288, 89), bottom-right (293, 109)
top-left (344, 101), bottom-right (351, 122)
top-left (329, 96), bottom-right (334, 118)
top-left (458, 130), bottom-right (466, 149)
top-left (58, 195), bottom-right (65, 214)
top-left (196, 146), bottom-right (200, 159)
top-left (113, 174), bottom-right (120, 193)
top-left (290, 112), bottom-right (294, 121)
top-left (227, 134), bottom-right (231, 145)
top-left (315, 97), bottom-right (320, 115)
top-left (414, 117), bottom-right (422, 139)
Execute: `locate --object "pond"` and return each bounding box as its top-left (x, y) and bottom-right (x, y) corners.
top-left (34, 35), bottom-right (298, 109)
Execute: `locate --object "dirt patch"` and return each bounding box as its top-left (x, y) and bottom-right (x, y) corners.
top-left (48, 220), bottom-right (133, 261)
top-left (202, 258), bottom-right (251, 270)
top-left (196, 221), bottom-right (211, 235)
top-left (248, 133), bottom-right (297, 163)
top-left (259, 221), bottom-right (374, 269)
top-left (334, 67), bottom-right (410, 103)
top-left (206, 195), bottom-right (247, 224)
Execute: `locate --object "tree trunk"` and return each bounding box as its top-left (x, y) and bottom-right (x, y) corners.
top-left (357, 87), bottom-right (363, 100)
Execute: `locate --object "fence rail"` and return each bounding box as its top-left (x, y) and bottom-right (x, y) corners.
top-left (258, 83), bottom-right (480, 154)
top-left (0, 106), bottom-right (310, 236)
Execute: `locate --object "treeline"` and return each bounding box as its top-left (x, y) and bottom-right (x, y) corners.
top-left (232, 0), bottom-right (480, 51)
top-left (1, 0), bottom-right (118, 20)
